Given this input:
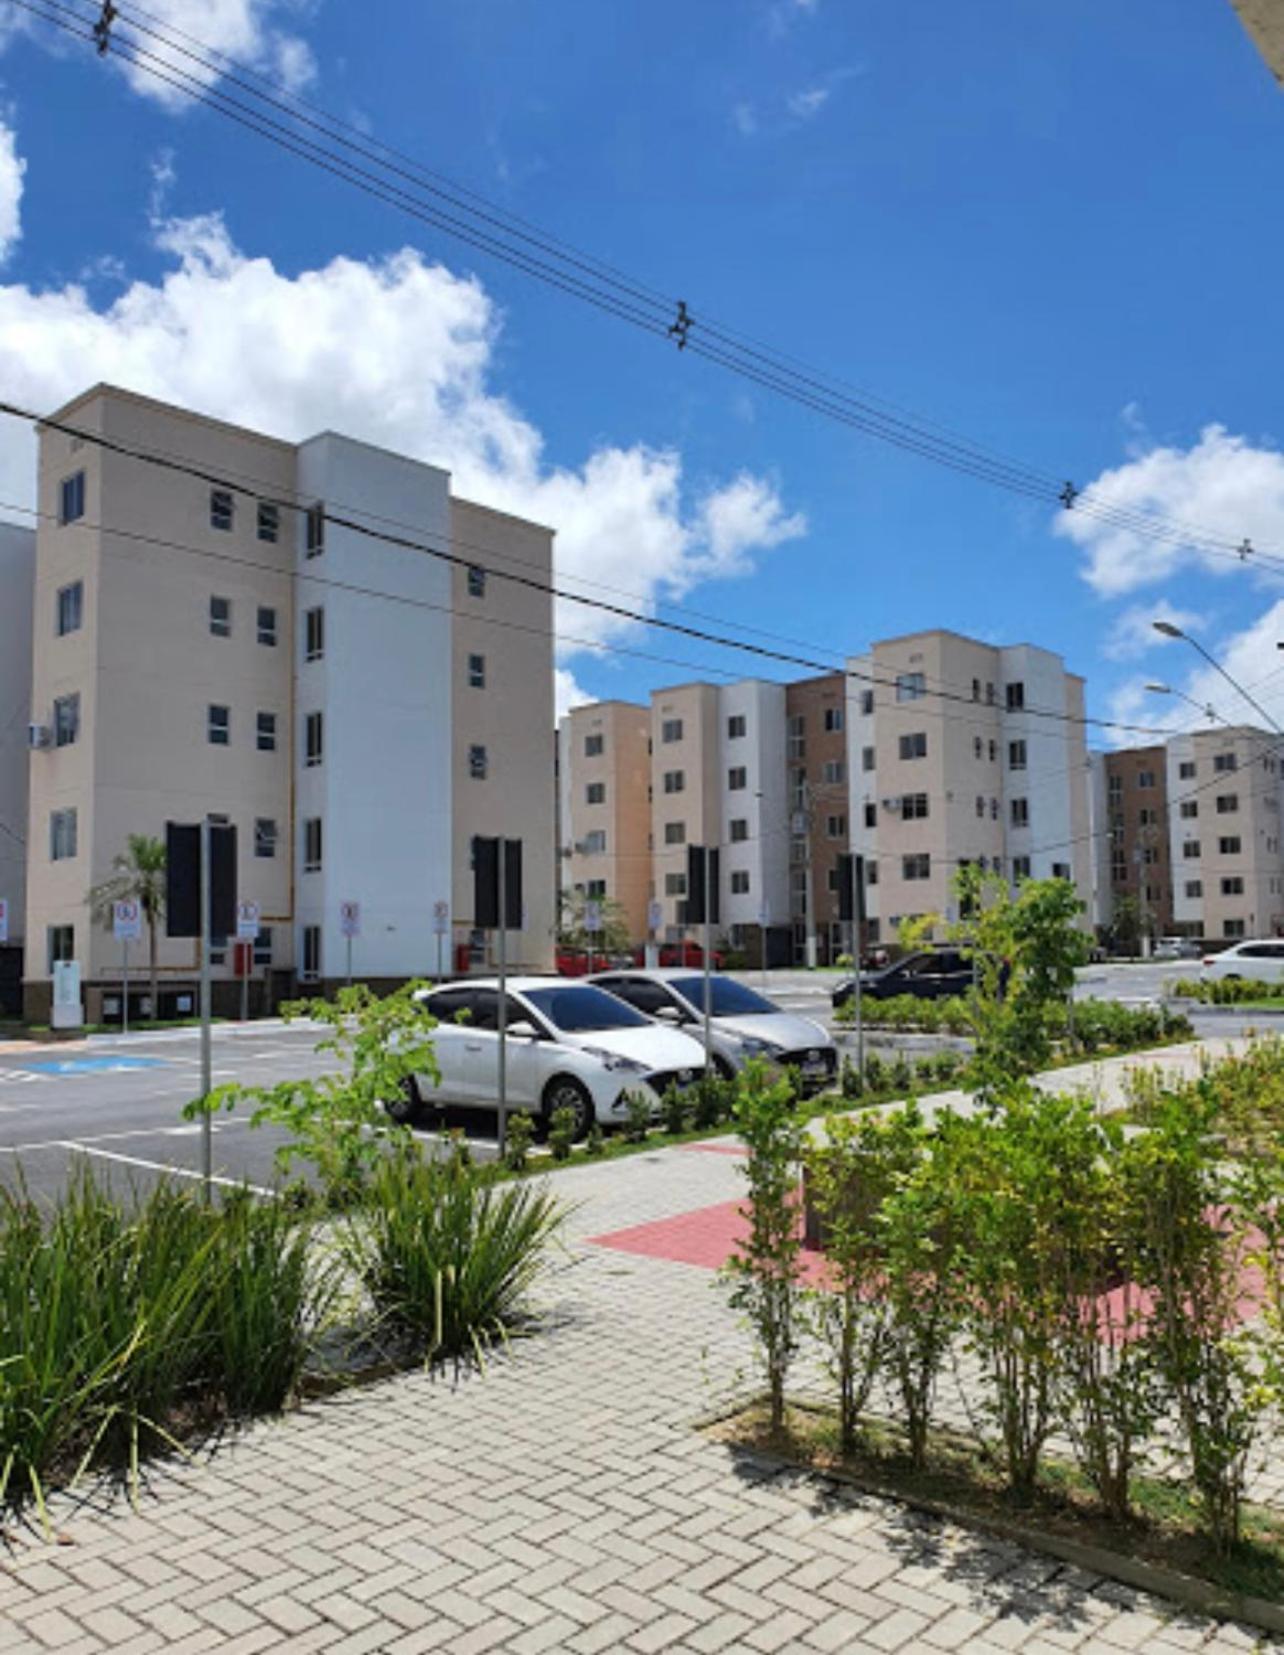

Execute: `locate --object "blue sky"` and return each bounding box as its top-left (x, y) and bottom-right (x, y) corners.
top-left (2, 0), bottom-right (1284, 736)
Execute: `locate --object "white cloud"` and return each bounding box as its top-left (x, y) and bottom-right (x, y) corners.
top-left (555, 667), bottom-right (591, 721)
top-left (1101, 599), bottom-right (1207, 662)
top-left (1055, 423), bottom-right (1284, 597)
top-left (786, 86), bottom-right (830, 119)
top-left (0, 119), bottom-right (24, 264)
top-left (0, 207), bottom-right (804, 677)
top-left (108, 0), bottom-right (317, 106)
top-left (732, 102), bottom-right (758, 138)
top-left (767, 0), bottom-right (818, 37)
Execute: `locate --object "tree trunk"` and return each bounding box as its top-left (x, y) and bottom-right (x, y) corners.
top-left (148, 914), bottom-right (159, 1023)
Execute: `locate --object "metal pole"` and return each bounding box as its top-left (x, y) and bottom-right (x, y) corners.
top-left (240, 954), bottom-right (249, 1024)
top-left (121, 938), bottom-right (129, 1037)
top-left (703, 846), bottom-right (713, 1077)
top-left (199, 817), bottom-right (212, 1204)
top-left (436, 931), bottom-right (443, 982)
top-left (497, 849), bottom-right (508, 1158)
top-left (346, 932), bottom-right (353, 987)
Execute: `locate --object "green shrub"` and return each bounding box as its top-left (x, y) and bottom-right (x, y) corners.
top-left (660, 1084), bottom-right (691, 1136)
top-left (692, 1075), bottom-right (735, 1130)
top-left (349, 1141), bottom-right (564, 1364)
top-left (503, 1111), bottom-right (536, 1173)
top-left (583, 1121), bottom-right (605, 1157)
top-left (840, 1056), bottom-right (864, 1099)
top-left (624, 1091), bottom-right (652, 1143)
top-left (888, 1052), bottom-right (915, 1095)
top-left (548, 1106), bottom-right (576, 1162)
top-left (863, 1051), bottom-right (887, 1094)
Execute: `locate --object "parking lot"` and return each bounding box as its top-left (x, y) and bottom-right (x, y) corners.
top-left (0, 963), bottom-right (1274, 1202)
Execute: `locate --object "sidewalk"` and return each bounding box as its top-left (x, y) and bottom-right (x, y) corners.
top-left (0, 1044), bottom-right (1277, 1654)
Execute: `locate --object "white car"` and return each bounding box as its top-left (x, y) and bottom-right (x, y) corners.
top-left (588, 969), bottom-right (838, 1095)
top-left (1200, 939), bottom-right (1284, 986)
top-left (388, 977), bottom-right (708, 1138)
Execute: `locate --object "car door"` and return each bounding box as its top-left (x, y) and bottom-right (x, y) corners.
top-left (462, 990), bottom-right (543, 1109)
top-left (421, 987), bottom-right (476, 1103)
top-left (604, 975), bottom-right (690, 1026)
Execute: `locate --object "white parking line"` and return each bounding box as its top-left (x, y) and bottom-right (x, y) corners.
top-left (61, 1141), bottom-right (276, 1198)
top-left (0, 1119), bottom-right (251, 1155)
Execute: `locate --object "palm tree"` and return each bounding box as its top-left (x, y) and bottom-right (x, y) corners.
top-left (88, 834), bottom-right (167, 1021)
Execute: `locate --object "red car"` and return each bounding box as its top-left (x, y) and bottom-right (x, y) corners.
top-left (556, 947), bottom-right (630, 976)
top-left (633, 941), bottom-right (725, 970)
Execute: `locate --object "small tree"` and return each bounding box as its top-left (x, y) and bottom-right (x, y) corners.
top-left (724, 1064), bottom-right (804, 1433)
top-left (88, 833), bottom-right (167, 1021)
top-left (558, 889), bottom-right (632, 962)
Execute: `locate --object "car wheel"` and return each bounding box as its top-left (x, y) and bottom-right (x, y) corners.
top-left (543, 1075), bottom-right (594, 1141)
top-left (712, 1054), bottom-right (736, 1082)
top-left (386, 1074), bottom-right (425, 1126)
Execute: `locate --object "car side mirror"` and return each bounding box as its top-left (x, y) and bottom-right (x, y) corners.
top-left (654, 1005), bottom-right (683, 1023)
top-left (507, 1020), bottom-right (540, 1040)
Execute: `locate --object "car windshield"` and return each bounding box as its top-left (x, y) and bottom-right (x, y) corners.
top-left (523, 985), bottom-right (650, 1032)
top-left (669, 976), bottom-right (778, 1016)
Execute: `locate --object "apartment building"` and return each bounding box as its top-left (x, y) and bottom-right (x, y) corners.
top-left (846, 630), bottom-right (1092, 942)
top-left (558, 700), bottom-right (652, 940)
top-left (1100, 745), bottom-right (1173, 939)
top-left (784, 673), bottom-right (851, 964)
top-left (1166, 726), bottom-right (1284, 941)
top-left (22, 384), bottom-right (554, 1022)
top-left (0, 523), bottom-right (34, 1013)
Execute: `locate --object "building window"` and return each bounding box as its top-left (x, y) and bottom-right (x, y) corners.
top-left (1052, 862), bottom-right (1070, 880)
top-left (1185, 880), bottom-right (1202, 899)
top-left (1138, 807), bottom-right (1158, 827)
top-left (257, 712), bottom-right (277, 753)
top-left (1179, 760), bottom-right (1196, 780)
top-left (468, 653), bottom-right (486, 689)
top-left (253, 926), bottom-right (273, 967)
top-left (661, 718), bottom-right (684, 744)
top-left (665, 872), bottom-right (687, 896)
top-left (824, 707), bottom-right (844, 733)
top-left (895, 672), bottom-right (926, 702)
top-left (1218, 836), bottom-right (1241, 855)
top-left (900, 793), bottom-right (929, 820)
top-left (1107, 774), bottom-right (1122, 798)
top-left (730, 819), bottom-right (749, 843)
top-left (304, 711), bottom-right (323, 767)
top-left (728, 714), bottom-right (747, 739)
top-left (728, 766), bottom-right (747, 791)
top-left (257, 502), bottom-right (279, 543)
top-left (1216, 794), bottom-right (1239, 814)
top-left (899, 732), bottom-right (927, 761)
top-left (586, 782), bottom-right (606, 805)
top-left (255, 818), bottom-right (278, 859)
top-left (1010, 798), bottom-right (1029, 828)
top-left (49, 807), bottom-right (77, 861)
top-left (467, 565), bottom-right (486, 598)
top-left (1224, 919), bottom-right (1246, 939)
top-left (585, 733), bottom-right (604, 757)
top-left (1005, 682), bottom-right (1025, 711)
top-left (1221, 877), bottom-right (1244, 896)
top-left (826, 814), bottom-right (846, 839)
top-left (988, 740), bottom-right (997, 762)
top-left (730, 870), bottom-right (750, 895)
top-left (53, 692), bottom-right (79, 748)
top-left (1180, 801), bottom-right (1198, 820)
top-left (864, 802), bottom-right (876, 829)
top-left (787, 714), bottom-right (806, 759)
top-left (974, 737), bottom-right (984, 760)
top-left (305, 502), bottom-right (325, 557)
top-left (305, 606), bottom-right (324, 662)
top-left (986, 682), bottom-right (996, 705)
top-left (257, 606), bottom-right (277, 647)
top-left (47, 923), bottom-right (74, 973)
top-left (59, 471), bottom-right (86, 525)
top-left (862, 746), bottom-right (876, 772)
top-left (209, 595), bottom-right (232, 638)
top-left (822, 760), bottom-right (845, 785)
top-left (1013, 856), bottom-right (1032, 880)
top-left (1142, 847), bottom-right (1158, 865)
top-left (210, 490), bottom-right (234, 532)
top-left (583, 830), bottom-right (607, 854)
top-left (664, 821), bottom-right (686, 845)
top-left (56, 581), bottom-right (83, 637)
top-left (301, 925), bottom-right (322, 980)
top-left (663, 770), bottom-right (684, 794)
top-left (903, 853), bottom-right (930, 881)
top-left (1214, 753), bottom-right (1237, 774)
top-left (586, 879), bottom-right (607, 900)
top-left (976, 795), bottom-right (985, 819)
top-left (866, 861), bottom-right (879, 885)
top-left (1183, 841), bottom-right (1201, 858)
top-left (971, 678), bottom-right (981, 702)
top-left (859, 690), bottom-right (874, 716)
top-left (1008, 740), bottom-right (1027, 771)
top-left (1137, 771), bottom-right (1156, 789)
top-left (208, 705), bottom-right (230, 746)
top-left (303, 817), bottom-right (323, 873)
top-left (469, 744), bottom-right (488, 780)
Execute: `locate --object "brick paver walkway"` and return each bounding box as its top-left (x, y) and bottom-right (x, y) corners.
top-left (2, 1103), bottom-right (1280, 1652)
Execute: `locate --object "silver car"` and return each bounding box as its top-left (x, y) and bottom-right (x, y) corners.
top-left (588, 969), bottom-right (837, 1095)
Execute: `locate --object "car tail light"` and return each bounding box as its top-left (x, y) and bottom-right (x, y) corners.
top-left (1202, 957), bottom-right (1214, 967)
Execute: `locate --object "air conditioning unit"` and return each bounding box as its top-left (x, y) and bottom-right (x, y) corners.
top-left (27, 723), bottom-right (51, 750)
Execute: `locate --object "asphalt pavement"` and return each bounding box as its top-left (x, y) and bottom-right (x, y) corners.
top-left (1, 962), bottom-right (1276, 1203)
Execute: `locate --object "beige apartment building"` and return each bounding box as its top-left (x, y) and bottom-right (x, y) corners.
top-left (1167, 726), bottom-right (1284, 941)
top-left (650, 683), bottom-right (723, 938)
top-left (557, 700), bottom-right (651, 940)
top-left (784, 673), bottom-right (851, 964)
top-left (22, 385), bottom-right (555, 1021)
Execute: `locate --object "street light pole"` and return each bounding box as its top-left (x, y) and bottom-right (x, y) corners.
top-left (1152, 621), bottom-right (1284, 736)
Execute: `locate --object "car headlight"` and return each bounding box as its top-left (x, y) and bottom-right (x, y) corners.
top-left (737, 1036), bottom-right (785, 1059)
top-left (582, 1046), bottom-right (649, 1074)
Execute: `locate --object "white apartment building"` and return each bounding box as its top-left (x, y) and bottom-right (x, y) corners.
top-left (1166, 726), bottom-right (1284, 942)
top-left (22, 385), bottom-right (554, 1022)
top-left (846, 630), bottom-right (1092, 941)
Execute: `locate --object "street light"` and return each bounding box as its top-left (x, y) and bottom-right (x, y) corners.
top-left (1143, 682), bottom-right (1219, 724)
top-left (1151, 620), bottom-right (1283, 736)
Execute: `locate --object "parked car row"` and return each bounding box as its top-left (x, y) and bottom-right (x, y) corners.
top-left (555, 942), bottom-right (726, 976)
top-left (390, 970), bottom-right (835, 1139)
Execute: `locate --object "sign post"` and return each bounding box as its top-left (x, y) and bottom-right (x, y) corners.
top-left (433, 900), bottom-right (449, 980)
top-left (199, 818), bottom-right (212, 1198)
top-left (839, 852), bottom-right (866, 1080)
top-left (584, 899), bottom-right (602, 976)
top-left (236, 902), bottom-right (261, 1023)
top-left (758, 900), bottom-right (771, 989)
top-left (473, 837), bottom-right (522, 1157)
top-left (113, 900), bottom-right (142, 1035)
top-left (340, 901), bottom-right (360, 985)
top-left (686, 845), bottom-right (720, 1080)
top-left (645, 898), bottom-right (662, 971)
